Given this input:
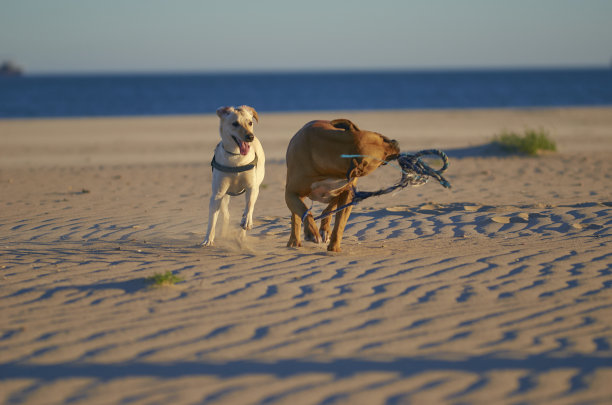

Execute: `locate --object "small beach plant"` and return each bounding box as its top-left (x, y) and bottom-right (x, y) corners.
top-left (494, 129), bottom-right (557, 155)
top-left (146, 271), bottom-right (183, 286)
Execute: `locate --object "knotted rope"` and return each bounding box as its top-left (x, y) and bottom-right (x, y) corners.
top-left (310, 149), bottom-right (451, 221)
top-left (394, 149), bottom-right (451, 189)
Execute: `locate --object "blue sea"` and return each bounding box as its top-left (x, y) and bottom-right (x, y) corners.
top-left (1, 68), bottom-right (611, 118)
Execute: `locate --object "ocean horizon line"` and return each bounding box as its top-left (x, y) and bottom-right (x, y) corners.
top-left (2, 68), bottom-right (611, 119)
top-left (10, 64), bottom-right (611, 78)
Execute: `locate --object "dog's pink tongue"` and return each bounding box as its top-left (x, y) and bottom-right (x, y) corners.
top-left (240, 141), bottom-right (250, 156)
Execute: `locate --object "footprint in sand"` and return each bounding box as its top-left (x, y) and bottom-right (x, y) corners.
top-left (386, 205), bottom-right (412, 212)
top-left (572, 223), bottom-right (604, 230)
top-left (491, 215), bottom-right (529, 224)
top-left (491, 216), bottom-right (511, 224)
top-left (417, 203), bottom-right (445, 212)
top-left (517, 213), bottom-right (529, 221)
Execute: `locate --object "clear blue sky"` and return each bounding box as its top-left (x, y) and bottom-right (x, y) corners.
top-left (1, 0), bottom-right (611, 73)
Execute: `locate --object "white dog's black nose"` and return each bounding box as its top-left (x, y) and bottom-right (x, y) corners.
top-left (245, 133), bottom-right (254, 142)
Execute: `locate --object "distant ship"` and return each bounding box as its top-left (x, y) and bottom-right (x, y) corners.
top-left (0, 61), bottom-right (23, 76)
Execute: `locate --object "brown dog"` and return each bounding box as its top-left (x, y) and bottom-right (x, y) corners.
top-left (285, 119), bottom-right (400, 252)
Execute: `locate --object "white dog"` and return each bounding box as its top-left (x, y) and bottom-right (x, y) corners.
top-left (202, 105), bottom-right (265, 246)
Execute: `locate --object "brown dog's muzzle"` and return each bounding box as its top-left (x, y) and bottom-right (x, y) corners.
top-left (385, 139), bottom-right (401, 161)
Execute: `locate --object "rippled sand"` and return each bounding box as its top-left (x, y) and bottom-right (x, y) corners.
top-left (1, 108), bottom-right (611, 404)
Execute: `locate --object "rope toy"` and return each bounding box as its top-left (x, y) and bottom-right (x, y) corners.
top-left (394, 149), bottom-right (451, 189)
top-left (310, 149), bottom-right (451, 221)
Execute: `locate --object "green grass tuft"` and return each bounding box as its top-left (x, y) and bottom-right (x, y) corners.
top-left (146, 271), bottom-right (183, 287)
top-left (494, 129), bottom-right (557, 155)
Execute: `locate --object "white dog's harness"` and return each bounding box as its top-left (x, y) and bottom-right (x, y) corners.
top-left (211, 142), bottom-right (259, 196)
top-left (211, 142), bottom-right (258, 173)
top-left (211, 154), bottom-right (258, 173)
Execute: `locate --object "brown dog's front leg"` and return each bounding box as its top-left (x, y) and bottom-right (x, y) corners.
top-left (319, 199), bottom-right (338, 244)
top-left (302, 212), bottom-right (320, 243)
top-left (327, 190), bottom-right (354, 252)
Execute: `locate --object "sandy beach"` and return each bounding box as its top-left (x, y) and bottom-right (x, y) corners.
top-left (1, 107), bottom-right (612, 404)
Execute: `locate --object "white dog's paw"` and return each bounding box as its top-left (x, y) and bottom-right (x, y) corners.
top-left (201, 238), bottom-right (214, 247)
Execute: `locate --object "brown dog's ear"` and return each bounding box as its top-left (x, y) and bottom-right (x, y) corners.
top-left (330, 119), bottom-right (360, 132)
top-left (216, 106), bottom-right (234, 118)
top-left (238, 105), bottom-right (259, 122)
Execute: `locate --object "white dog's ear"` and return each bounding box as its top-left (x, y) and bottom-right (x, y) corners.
top-left (238, 105), bottom-right (259, 123)
top-left (216, 106), bottom-right (234, 118)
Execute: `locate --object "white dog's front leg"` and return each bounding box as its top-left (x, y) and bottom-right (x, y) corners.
top-left (219, 194), bottom-right (231, 238)
top-left (202, 194), bottom-right (224, 246)
top-left (241, 187), bottom-right (259, 230)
